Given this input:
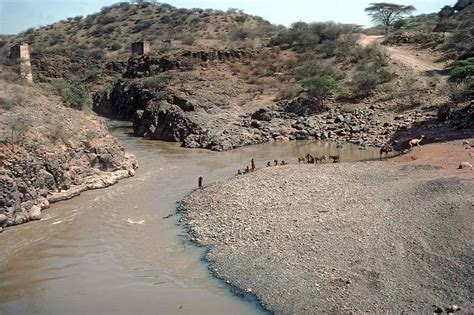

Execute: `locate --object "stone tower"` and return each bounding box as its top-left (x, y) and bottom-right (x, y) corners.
top-left (131, 41), bottom-right (150, 55)
top-left (9, 43), bottom-right (33, 83)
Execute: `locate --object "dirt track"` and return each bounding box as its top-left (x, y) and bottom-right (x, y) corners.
top-left (358, 34), bottom-right (446, 75)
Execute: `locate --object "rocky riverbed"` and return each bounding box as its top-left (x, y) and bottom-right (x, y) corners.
top-left (179, 144), bottom-right (474, 313)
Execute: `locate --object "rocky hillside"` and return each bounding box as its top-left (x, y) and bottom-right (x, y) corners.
top-left (0, 2), bottom-right (278, 60)
top-left (0, 74), bottom-right (137, 232)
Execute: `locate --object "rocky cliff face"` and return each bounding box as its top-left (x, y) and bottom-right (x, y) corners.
top-left (124, 48), bottom-right (258, 78)
top-left (0, 80), bottom-right (137, 232)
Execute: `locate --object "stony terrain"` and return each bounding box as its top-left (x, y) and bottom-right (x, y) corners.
top-left (0, 78), bottom-right (137, 232)
top-left (180, 141), bottom-right (474, 313)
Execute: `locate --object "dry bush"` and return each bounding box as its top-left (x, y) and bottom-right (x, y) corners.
top-left (294, 56), bottom-right (339, 80)
top-left (142, 73), bottom-right (172, 90)
top-left (0, 97), bottom-right (14, 110)
top-left (276, 82), bottom-right (301, 100)
top-left (437, 81), bottom-right (472, 103)
top-left (4, 112), bottom-right (31, 152)
top-left (0, 65), bottom-right (21, 83)
top-left (394, 76), bottom-right (424, 112)
top-left (48, 121), bottom-right (73, 144)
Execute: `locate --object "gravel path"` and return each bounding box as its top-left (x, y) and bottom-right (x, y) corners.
top-left (180, 161), bottom-right (473, 313)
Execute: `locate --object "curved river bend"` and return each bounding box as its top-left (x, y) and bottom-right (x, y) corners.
top-left (0, 122), bottom-right (386, 314)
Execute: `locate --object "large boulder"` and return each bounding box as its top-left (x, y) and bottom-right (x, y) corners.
top-left (251, 108), bottom-right (274, 122)
top-left (28, 206), bottom-right (42, 221)
top-left (437, 104), bottom-right (451, 122)
top-left (279, 97), bottom-right (328, 116)
top-left (133, 101), bottom-right (199, 142)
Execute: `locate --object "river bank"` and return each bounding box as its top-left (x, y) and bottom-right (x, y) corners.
top-left (0, 79), bottom-right (138, 232)
top-left (179, 140), bottom-right (474, 313)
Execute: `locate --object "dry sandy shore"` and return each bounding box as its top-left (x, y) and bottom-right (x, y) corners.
top-left (179, 141), bottom-right (473, 314)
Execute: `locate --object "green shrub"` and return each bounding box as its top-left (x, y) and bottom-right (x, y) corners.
top-left (142, 73), bottom-right (172, 90)
top-left (229, 27), bottom-right (250, 41)
top-left (88, 49), bottom-right (106, 60)
top-left (109, 41), bottom-right (122, 51)
top-left (132, 20), bottom-right (153, 32)
top-left (49, 79), bottom-right (92, 110)
top-left (293, 57), bottom-right (339, 80)
top-left (270, 22), bottom-right (361, 52)
top-left (235, 16), bottom-right (246, 23)
top-left (299, 75), bottom-right (340, 105)
top-left (97, 15), bottom-right (116, 25)
top-left (449, 57), bottom-right (474, 84)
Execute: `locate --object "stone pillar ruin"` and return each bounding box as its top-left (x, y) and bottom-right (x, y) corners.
top-left (9, 43), bottom-right (33, 83)
top-left (131, 41), bottom-right (150, 55)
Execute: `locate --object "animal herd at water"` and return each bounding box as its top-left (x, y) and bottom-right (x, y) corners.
top-left (236, 154), bottom-right (340, 176)
top-left (198, 135), bottom-right (426, 187)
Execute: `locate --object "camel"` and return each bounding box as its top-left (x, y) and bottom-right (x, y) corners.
top-left (315, 155), bottom-right (327, 164)
top-left (329, 155), bottom-right (340, 163)
top-left (379, 145), bottom-right (393, 160)
top-left (409, 135), bottom-right (425, 150)
top-left (251, 158), bottom-right (256, 171)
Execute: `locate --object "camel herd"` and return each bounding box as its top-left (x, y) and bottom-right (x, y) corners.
top-left (199, 135), bottom-right (426, 187)
top-left (235, 136), bottom-right (426, 177)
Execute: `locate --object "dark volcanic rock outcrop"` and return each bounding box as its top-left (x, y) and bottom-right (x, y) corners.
top-left (124, 48), bottom-right (258, 78)
top-left (94, 80), bottom-right (156, 119)
top-left (133, 101), bottom-right (199, 141)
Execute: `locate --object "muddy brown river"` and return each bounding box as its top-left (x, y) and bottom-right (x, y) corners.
top-left (0, 123), bottom-right (387, 314)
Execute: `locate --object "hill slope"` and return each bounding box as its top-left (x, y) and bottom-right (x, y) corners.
top-left (0, 2), bottom-right (278, 60)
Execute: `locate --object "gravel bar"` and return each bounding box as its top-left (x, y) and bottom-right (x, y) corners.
top-left (180, 162), bottom-right (473, 314)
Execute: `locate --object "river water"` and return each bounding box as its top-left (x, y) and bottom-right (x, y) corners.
top-left (0, 123), bottom-right (386, 315)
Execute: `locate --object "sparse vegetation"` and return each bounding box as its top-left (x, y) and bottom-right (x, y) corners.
top-left (271, 22), bottom-right (392, 99)
top-left (395, 76), bottom-right (424, 111)
top-left (5, 112), bottom-right (31, 152)
top-left (448, 57), bottom-right (474, 101)
top-left (142, 73), bottom-right (173, 90)
top-left (49, 79), bottom-right (92, 110)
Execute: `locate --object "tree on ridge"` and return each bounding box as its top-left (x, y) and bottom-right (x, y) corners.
top-left (365, 3), bottom-right (416, 35)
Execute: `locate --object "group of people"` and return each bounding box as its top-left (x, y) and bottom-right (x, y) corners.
top-left (236, 158), bottom-right (288, 175)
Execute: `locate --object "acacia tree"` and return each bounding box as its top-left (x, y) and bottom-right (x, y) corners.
top-left (365, 3), bottom-right (416, 34)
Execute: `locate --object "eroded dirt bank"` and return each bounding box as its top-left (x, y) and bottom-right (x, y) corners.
top-left (180, 141), bottom-right (473, 313)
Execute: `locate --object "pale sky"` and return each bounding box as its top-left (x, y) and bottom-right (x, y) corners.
top-left (0, 0), bottom-right (449, 35)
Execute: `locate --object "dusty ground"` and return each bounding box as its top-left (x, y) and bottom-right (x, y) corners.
top-left (180, 141), bottom-right (474, 314)
top-left (358, 35), bottom-right (447, 75)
